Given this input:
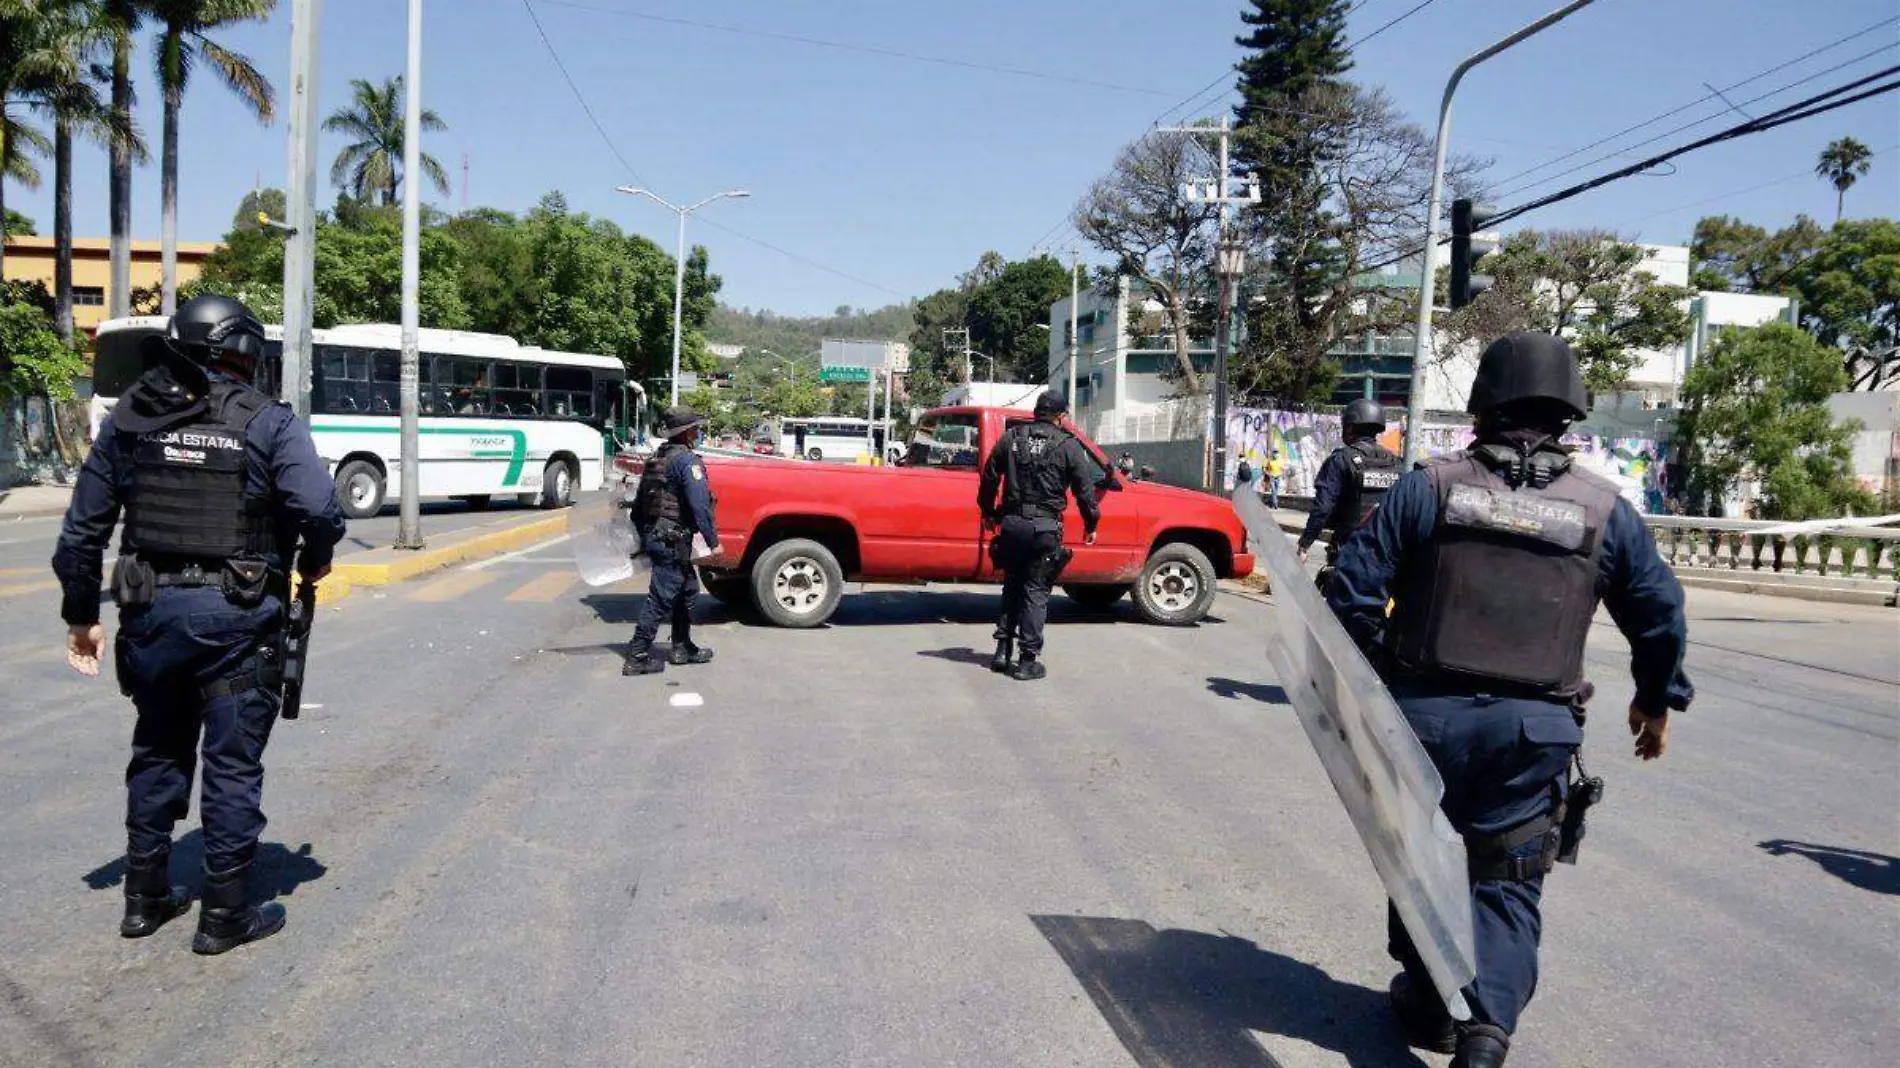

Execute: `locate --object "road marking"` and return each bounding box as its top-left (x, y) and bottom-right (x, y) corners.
top-left (0, 579), bottom-right (58, 599)
top-left (670, 693), bottom-right (704, 708)
top-left (406, 570), bottom-right (501, 603)
top-left (465, 534), bottom-right (573, 570)
top-left (505, 571), bottom-right (578, 603)
top-left (0, 566), bottom-right (42, 578)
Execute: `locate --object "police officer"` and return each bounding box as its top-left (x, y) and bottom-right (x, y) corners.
top-left (1326, 332), bottom-right (1692, 1067)
top-left (1297, 398), bottom-right (1401, 571)
top-left (624, 405), bottom-right (721, 677)
top-left (978, 392), bottom-right (1101, 681)
top-left (52, 294), bottom-right (346, 955)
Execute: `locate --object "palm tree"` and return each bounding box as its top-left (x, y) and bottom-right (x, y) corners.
top-left (103, 0), bottom-right (140, 318)
top-left (324, 76), bottom-right (448, 207)
top-left (1, 0), bottom-right (115, 288)
top-left (1815, 136), bottom-right (1873, 223)
top-left (148, 0), bottom-right (276, 314)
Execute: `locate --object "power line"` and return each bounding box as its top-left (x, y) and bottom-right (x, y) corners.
top-left (1619, 143), bottom-right (1897, 229)
top-left (1349, 0), bottom-right (1442, 50)
top-left (520, 0), bottom-right (649, 188)
top-left (534, 0), bottom-right (1181, 99)
top-left (696, 217), bottom-right (911, 300)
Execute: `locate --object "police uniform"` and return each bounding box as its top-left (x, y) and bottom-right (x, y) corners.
top-left (51, 295), bottom-right (345, 955)
top-left (1298, 399), bottom-right (1401, 565)
top-left (977, 394), bottom-right (1101, 681)
top-left (1326, 333), bottom-right (1692, 1067)
top-left (624, 407), bottom-right (720, 676)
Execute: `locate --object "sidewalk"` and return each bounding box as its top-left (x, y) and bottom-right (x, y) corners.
top-left (0, 483), bottom-right (74, 520)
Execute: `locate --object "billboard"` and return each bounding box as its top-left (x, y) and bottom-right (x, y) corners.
top-left (821, 338), bottom-right (898, 371)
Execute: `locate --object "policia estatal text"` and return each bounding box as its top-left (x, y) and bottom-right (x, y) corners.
top-left (978, 392), bottom-right (1100, 681)
top-left (1298, 397), bottom-right (1400, 582)
top-left (624, 405), bottom-right (721, 676)
top-left (52, 295), bottom-right (347, 955)
top-left (1325, 332), bottom-right (1691, 1068)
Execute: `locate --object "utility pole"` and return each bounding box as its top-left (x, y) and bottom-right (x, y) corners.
top-left (280, 0), bottom-right (322, 419)
top-left (1068, 250), bottom-right (1081, 411)
top-left (396, 0), bottom-right (424, 549)
top-left (1401, 0), bottom-right (1598, 467)
top-left (1173, 116), bottom-right (1261, 491)
top-left (615, 187), bottom-right (751, 405)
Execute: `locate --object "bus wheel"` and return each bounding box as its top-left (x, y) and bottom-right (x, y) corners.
top-left (461, 495), bottom-right (492, 511)
top-left (539, 460), bottom-right (575, 509)
top-left (806, 448), bottom-right (823, 462)
top-left (334, 460), bottom-right (385, 520)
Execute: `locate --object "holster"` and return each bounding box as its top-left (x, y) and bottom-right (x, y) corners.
top-left (111, 555), bottom-right (157, 607)
top-left (1039, 545), bottom-right (1075, 584)
top-left (1466, 808), bottom-right (1562, 883)
top-left (220, 558), bottom-right (272, 608)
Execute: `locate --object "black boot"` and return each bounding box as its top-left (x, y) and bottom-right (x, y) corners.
top-left (191, 862), bottom-right (285, 956)
top-left (120, 848), bottom-right (189, 939)
top-left (668, 640), bottom-right (714, 666)
top-left (623, 640), bottom-right (664, 676)
top-left (990, 638), bottom-right (1013, 674)
top-left (1452, 1024), bottom-right (1510, 1068)
top-left (1388, 974), bottom-right (1457, 1054)
top-left (1010, 655), bottom-right (1047, 681)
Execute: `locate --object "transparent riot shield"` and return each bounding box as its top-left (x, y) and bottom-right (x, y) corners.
top-left (569, 477), bottom-right (648, 588)
top-left (1233, 489), bottom-right (1477, 1020)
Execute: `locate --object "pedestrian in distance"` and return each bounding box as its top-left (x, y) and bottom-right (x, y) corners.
top-left (51, 294), bottom-right (346, 955)
top-left (978, 392), bottom-right (1101, 681)
top-left (1265, 449), bottom-right (1284, 510)
top-left (1236, 458), bottom-right (1255, 489)
top-left (1298, 398), bottom-right (1401, 582)
top-left (624, 405), bottom-right (722, 677)
top-left (1325, 332), bottom-right (1692, 1068)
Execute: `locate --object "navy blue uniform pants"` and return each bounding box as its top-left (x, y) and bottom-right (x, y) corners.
top-left (1386, 690), bottom-right (1582, 1036)
top-left (116, 588), bottom-right (283, 873)
top-left (634, 542), bottom-right (698, 647)
top-left (994, 517), bottom-right (1062, 657)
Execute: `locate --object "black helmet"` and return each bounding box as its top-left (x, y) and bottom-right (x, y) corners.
top-left (1467, 332), bottom-right (1588, 420)
top-left (658, 405), bottom-right (706, 438)
top-left (1342, 398), bottom-right (1385, 431)
top-left (167, 294), bottom-right (266, 366)
top-left (1034, 391), bottom-right (1069, 417)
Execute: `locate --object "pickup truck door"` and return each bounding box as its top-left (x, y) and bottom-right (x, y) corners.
top-left (889, 413), bottom-right (990, 579)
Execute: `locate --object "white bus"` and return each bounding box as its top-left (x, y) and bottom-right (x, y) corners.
top-left (778, 416), bottom-right (898, 464)
top-left (90, 318), bottom-right (646, 519)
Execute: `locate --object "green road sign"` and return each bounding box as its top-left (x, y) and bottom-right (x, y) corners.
top-left (819, 365), bottom-right (871, 383)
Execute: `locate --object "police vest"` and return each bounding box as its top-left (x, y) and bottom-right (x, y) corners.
top-left (1388, 449), bottom-right (1618, 699)
top-left (635, 443), bottom-right (689, 525)
top-left (1002, 422), bottom-right (1076, 522)
top-left (124, 382), bottom-right (275, 563)
top-left (1336, 440), bottom-right (1401, 532)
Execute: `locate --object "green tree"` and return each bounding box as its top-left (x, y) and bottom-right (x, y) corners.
top-left (3, 206), bottom-right (32, 234)
top-left (1688, 214), bottom-right (1823, 293)
top-left (103, 0), bottom-right (143, 318)
top-left (232, 185), bottom-right (284, 229)
top-left (1815, 136), bottom-right (1873, 223)
top-left (1444, 230), bottom-right (1694, 394)
top-left (1677, 321), bottom-right (1873, 519)
top-left (444, 207), bottom-right (538, 339)
top-left (323, 76), bottom-right (448, 207)
top-left (1, 0), bottom-right (98, 278)
top-left (965, 254), bottom-right (1069, 384)
top-left (149, 0), bottom-right (275, 312)
top-left (1788, 217), bottom-right (1899, 359)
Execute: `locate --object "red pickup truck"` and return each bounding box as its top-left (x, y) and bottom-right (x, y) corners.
top-left (690, 405), bottom-right (1254, 628)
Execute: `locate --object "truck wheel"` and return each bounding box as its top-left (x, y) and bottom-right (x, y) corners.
top-left (539, 459), bottom-right (575, 509)
top-left (334, 460), bottom-right (385, 519)
top-left (1064, 583), bottom-right (1131, 611)
top-left (704, 574), bottom-right (754, 612)
top-left (752, 539), bottom-right (843, 628)
top-left (1132, 543), bottom-right (1217, 626)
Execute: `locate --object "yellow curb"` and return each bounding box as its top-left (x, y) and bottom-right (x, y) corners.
top-left (313, 574), bottom-right (354, 606)
top-left (331, 514), bottom-right (568, 589)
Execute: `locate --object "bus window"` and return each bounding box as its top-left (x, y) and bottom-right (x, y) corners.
top-left (369, 351), bottom-right (400, 414)
top-left (547, 366), bottom-right (594, 420)
top-left (591, 376), bottom-right (623, 428)
top-left (493, 361), bottom-right (543, 417)
top-left (437, 356), bottom-right (492, 414)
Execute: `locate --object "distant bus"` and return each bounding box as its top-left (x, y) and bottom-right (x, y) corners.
top-left (90, 318), bottom-right (645, 519)
top-left (778, 416), bottom-right (899, 464)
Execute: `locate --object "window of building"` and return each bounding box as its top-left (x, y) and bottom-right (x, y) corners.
top-left (73, 286), bottom-right (106, 307)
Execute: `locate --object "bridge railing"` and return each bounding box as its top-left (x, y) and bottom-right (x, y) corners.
top-left (1643, 516), bottom-right (1900, 582)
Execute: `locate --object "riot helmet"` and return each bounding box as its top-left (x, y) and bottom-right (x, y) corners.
top-left (1466, 332), bottom-right (1588, 422)
top-left (166, 294), bottom-right (269, 383)
top-left (1342, 398), bottom-right (1385, 441)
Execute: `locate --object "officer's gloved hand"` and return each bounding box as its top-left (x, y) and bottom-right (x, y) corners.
top-left (302, 564), bottom-right (332, 583)
top-left (66, 623), bottom-right (106, 677)
top-left (1629, 704), bottom-right (1670, 761)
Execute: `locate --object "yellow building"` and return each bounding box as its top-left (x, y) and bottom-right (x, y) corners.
top-left (2, 236), bottom-right (218, 335)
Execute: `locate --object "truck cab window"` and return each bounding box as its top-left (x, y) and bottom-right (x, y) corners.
top-left (908, 414), bottom-right (981, 468)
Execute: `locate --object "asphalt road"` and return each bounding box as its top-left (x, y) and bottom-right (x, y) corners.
top-left (0, 526), bottom-right (1894, 1068)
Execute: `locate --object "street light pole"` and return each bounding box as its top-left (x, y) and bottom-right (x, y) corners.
top-left (396, 0), bottom-right (424, 550)
top-left (616, 187), bottom-right (750, 406)
top-left (1068, 250), bottom-right (1080, 409)
top-left (1214, 241), bottom-right (1245, 491)
top-left (1401, 0), bottom-right (1598, 468)
top-left (280, 0), bottom-right (321, 420)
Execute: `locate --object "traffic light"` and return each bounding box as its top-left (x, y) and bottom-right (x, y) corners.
top-left (1449, 198), bottom-right (1497, 310)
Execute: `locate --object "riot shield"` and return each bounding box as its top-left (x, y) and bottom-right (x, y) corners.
top-left (569, 477), bottom-right (647, 587)
top-left (1233, 489), bottom-right (1477, 1021)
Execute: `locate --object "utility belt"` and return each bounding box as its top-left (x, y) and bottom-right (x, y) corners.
top-left (113, 554), bottom-right (282, 610)
top-left (1463, 685), bottom-right (1604, 882)
top-left (641, 517), bottom-right (693, 550)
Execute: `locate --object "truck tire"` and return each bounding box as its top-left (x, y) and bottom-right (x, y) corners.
top-left (704, 574), bottom-right (754, 612)
top-left (1132, 543), bottom-right (1217, 626)
top-left (752, 539), bottom-right (844, 628)
top-left (1064, 583), bottom-right (1131, 611)
top-left (334, 460), bottom-right (385, 519)
top-left (539, 459), bottom-right (576, 509)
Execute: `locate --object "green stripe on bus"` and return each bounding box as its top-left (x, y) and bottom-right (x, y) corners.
top-left (308, 423), bottom-right (529, 484)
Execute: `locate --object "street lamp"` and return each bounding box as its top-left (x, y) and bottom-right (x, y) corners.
top-left (1214, 239), bottom-right (1246, 491)
top-left (615, 186), bottom-right (751, 406)
top-left (967, 350), bottom-right (997, 383)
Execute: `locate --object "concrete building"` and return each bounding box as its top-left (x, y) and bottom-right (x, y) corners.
top-left (1046, 277), bottom-right (1214, 445)
top-left (2, 236), bottom-right (217, 335)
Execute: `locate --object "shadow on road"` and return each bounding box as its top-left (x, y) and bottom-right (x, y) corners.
top-left (1031, 915), bottom-right (1427, 1068)
top-left (83, 832), bottom-right (330, 899)
top-left (1758, 839), bottom-right (1900, 896)
top-left (580, 589), bottom-right (1150, 630)
top-left (917, 646), bottom-right (995, 668)
top-left (1207, 677), bottom-right (1290, 705)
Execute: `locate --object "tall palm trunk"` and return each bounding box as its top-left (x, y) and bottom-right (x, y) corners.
top-left (1835, 186), bottom-right (1845, 224)
top-left (160, 63), bottom-right (180, 315)
top-left (109, 4), bottom-right (133, 319)
top-left (55, 119), bottom-right (74, 342)
top-left (0, 98), bottom-right (10, 284)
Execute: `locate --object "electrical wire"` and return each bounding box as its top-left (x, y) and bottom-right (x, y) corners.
top-left (695, 217), bottom-right (912, 300)
top-left (1349, 0), bottom-right (1442, 50)
top-left (520, 0), bottom-right (649, 188)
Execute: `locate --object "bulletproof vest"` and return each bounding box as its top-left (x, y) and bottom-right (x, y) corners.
top-left (1388, 448), bottom-right (1617, 699)
top-left (636, 443), bottom-right (688, 524)
top-left (124, 380), bottom-right (275, 563)
top-left (1002, 422), bottom-right (1076, 522)
top-left (1336, 439), bottom-right (1401, 531)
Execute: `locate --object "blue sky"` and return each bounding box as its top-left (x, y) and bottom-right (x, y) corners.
top-left (9, 0), bottom-right (1898, 315)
